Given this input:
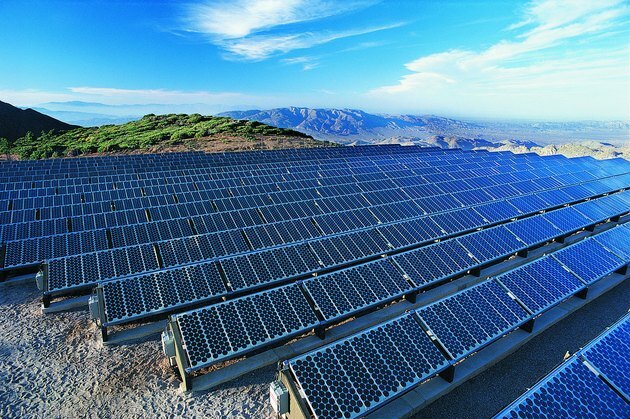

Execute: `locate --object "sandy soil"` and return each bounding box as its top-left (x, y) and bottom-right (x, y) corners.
top-left (0, 281), bottom-right (273, 418)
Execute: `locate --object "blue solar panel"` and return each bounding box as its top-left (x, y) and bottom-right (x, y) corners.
top-left (416, 280), bottom-right (530, 360)
top-left (303, 259), bottom-right (412, 321)
top-left (174, 283), bottom-right (318, 372)
top-left (496, 256), bottom-right (584, 316)
top-left (505, 215), bottom-right (561, 246)
top-left (473, 200), bottom-right (521, 223)
top-left (456, 226), bottom-right (524, 264)
top-left (552, 238), bottom-right (626, 285)
top-left (593, 224), bottom-right (630, 260)
top-left (581, 315), bottom-right (630, 399)
top-left (541, 206), bottom-right (593, 232)
top-left (495, 358), bottom-right (629, 419)
top-left (289, 312), bottom-right (450, 418)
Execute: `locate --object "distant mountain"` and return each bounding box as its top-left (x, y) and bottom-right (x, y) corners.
top-left (220, 107), bottom-right (482, 144)
top-left (0, 100), bottom-right (78, 141)
top-left (32, 107), bottom-right (138, 127)
top-left (220, 107), bottom-right (630, 147)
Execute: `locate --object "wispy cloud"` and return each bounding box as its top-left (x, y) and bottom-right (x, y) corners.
top-left (369, 0), bottom-right (630, 119)
top-left (182, 0), bottom-right (400, 60)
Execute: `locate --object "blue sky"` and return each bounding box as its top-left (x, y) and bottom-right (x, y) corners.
top-left (0, 0), bottom-right (628, 120)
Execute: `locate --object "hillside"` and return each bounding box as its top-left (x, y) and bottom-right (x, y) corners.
top-left (3, 113), bottom-right (334, 160)
top-left (220, 107), bottom-right (630, 147)
top-left (0, 100), bottom-right (78, 141)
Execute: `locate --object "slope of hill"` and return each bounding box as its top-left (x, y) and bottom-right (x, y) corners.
top-left (0, 100), bottom-right (78, 141)
top-left (4, 113), bottom-right (334, 160)
top-left (220, 107), bottom-right (630, 147)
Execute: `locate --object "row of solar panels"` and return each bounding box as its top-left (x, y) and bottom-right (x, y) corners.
top-left (98, 192), bottom-right (628, 341)
top-left (0, 145), bottom-right (429, 183)
top-left (0, 147), bottom-right (464, 194)
top-left (38, 171), bottom-right (629, 298)
top-left (0, 151), bottom-right (209, 175)
top-left (280, 225), bottom-right (629, 418)
top-left (3, 153), bottom-right (622, 250)
top-left (0, 150), bottom-right (551, 222)
top-left (5, 156), bottom-right (617, 269)
top-left (496, 312), bottom-right (629, 418)
top-left (1, 152), bottom-right (597, 241)
top-left (0, 147), bottom-right (463, 199)
top-left (148, 199), bottom-right (628, 378)
top-left (0, 145), bottom-right (412, 175)
top-left (0, 149), bottom-right (546, 210)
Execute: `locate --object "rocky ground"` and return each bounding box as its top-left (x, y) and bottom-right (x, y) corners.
top-left (0, 280), bottom-right (274, 418)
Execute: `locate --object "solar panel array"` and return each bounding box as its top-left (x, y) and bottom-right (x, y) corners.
top-left (495, 313), bottom-right (630, 418)
top-left (96, 189), bottom-right (629, 335)
top-left (1, 145), bottom-right (628, 413)
top-left (20, 151), bottom-right (627, 302)
top-left (284, 225), bottom-right (629, 418)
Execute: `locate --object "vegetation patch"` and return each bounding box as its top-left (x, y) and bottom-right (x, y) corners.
top-left (1, 113), bottom-right (334, 159)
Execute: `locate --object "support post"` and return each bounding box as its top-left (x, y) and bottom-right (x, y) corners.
top-left (575, 288), bottom-right (588, 300)
top-left (519, 318), bottom-right (535, 333)
top-left (406, 290), bottom-right (419, 304)
top-left (314, 326), bottom-right (326, 340)
top-left (101, 325), bottom-right (109, 343)
top-left (439, 365), bottom-right (455, 383)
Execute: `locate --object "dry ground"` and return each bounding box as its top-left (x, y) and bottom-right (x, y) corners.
top-left (0, 281), bottom-right (274, 418)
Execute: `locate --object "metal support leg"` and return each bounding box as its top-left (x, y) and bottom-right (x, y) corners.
top-left (439, 365), bottom-right (455, 383)
top-left (519, 318), bottom-right (535, 333)
top-left (314, 326), bottom-right (326, 340)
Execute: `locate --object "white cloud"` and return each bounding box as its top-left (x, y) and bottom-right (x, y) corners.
top-left (369, 0), bottom-right (630, 119)
top-left (183, 0), bottom-right (397, 60)
top-left (67, 87), bottom-right (248, 105)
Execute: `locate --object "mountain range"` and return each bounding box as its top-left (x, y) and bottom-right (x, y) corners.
top-left (220, 107), bottom-right (629, 147)
top-left (0, 101), bottom-right (77, 141)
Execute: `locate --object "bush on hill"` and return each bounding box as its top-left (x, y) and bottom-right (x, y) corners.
top-left (5, 113), bottom-right (313, 159)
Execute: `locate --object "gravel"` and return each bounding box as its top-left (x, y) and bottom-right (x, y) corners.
top-left (0, 281), bottom-right (273, 418)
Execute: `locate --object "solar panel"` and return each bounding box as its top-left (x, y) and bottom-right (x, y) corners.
top-left (541, 206), bottom-right (593, 232)
top-left (552, 238), bottom-right (626, 285)
top-left (416, 280), bottom-right (530, 360)
top-left (494, 358), bottom-right (630, 418)
top-left (455, 226), bottom-right (524, 264)
top-left (496, 256), bottom-right (585, 316)
top-left (505, 215), bottom-right (561, 246)
top-left (288, 312), bottom-right (450, 418)
top-left (593, 224), bottom-right (630, 260)
top-left (174, 283), bottom-right (318, 371)
top-left (303, 259), bottom-right (412, 321)
top-left (581, 315), bottom-right (630, 399)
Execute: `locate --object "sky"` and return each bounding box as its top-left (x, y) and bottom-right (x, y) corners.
top-left (0, 0), bottom-right (628, 120)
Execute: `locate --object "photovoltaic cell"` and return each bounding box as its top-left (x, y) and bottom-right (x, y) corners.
top-left (581, 315), bottom-right (630, 399)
